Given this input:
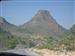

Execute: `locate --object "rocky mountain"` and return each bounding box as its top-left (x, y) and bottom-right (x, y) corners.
top-left (21, 10), bottom-right (68, 37)
top-left (0, 10), bottom-right (69, 38)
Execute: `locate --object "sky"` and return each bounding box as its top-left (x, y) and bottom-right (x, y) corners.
top-left (0, 0), bottom-right (75, 29)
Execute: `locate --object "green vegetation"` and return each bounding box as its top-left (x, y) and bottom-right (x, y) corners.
top-left (58, 33), bottom-right (75, 51)
top-left (0, 28), bottom-right (17, 50)
top-left (52, 25), bottom-right (75, 51)
top-left (35, 36), bottom-right (57, 50)
top-left (7, 36), bottom-right (18, 49)
top-left (33, 26), bottom-right (75, 51)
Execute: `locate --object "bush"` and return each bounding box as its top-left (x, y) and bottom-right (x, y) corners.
top-left (7, 36), bottom-right (17, 49)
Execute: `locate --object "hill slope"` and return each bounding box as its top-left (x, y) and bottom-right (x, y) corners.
top-left (0, 28), bottom-right (17, 50)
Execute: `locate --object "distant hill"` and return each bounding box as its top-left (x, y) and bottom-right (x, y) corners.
top-left (0, 17), bottom-right (23, 37)
top-left (0, 17), bottom-right (16, 29)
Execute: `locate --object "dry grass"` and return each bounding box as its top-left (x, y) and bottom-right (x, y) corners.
top-left (30, 48), bottom-right (75, 56)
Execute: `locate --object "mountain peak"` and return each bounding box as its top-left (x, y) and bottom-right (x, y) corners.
top-left (35, 10), bottom-right (51, 17)
top-left (31, 10), bottom-right (56, 24)
top-left (37, 10), bottom-right (50, 15)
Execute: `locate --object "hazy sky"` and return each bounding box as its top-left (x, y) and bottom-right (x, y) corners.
top-left (0, 0), bottom-right (74, 29)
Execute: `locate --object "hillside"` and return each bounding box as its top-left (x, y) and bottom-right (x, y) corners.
top-left (55, 24), bottom-right (75, 51)
top-left (0, 28), bottom-right (17, 50)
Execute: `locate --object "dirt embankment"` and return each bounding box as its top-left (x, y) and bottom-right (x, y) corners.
top-left (30, 48), bottom-right (75, 56)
